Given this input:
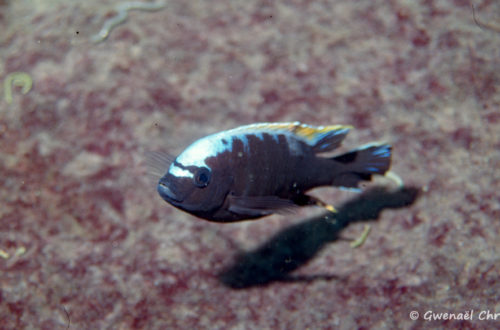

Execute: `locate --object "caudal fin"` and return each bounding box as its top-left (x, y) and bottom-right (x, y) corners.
top-left (331, 143), bottom-right (392, 188)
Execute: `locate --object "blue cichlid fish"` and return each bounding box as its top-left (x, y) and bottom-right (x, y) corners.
top-left (157, 122), bottom-right (391, 222)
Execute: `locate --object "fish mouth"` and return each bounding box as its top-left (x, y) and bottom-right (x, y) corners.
top-left (157, 183), bottom-right (182, 203)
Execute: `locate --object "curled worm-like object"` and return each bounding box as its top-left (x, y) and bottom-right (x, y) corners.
top-left (350, 225), bottom-right (371, 248)
top-left (4, 72), bottom-right (33, 104)
top-left (471, 4), bottom-right (500, 33)
top-left (91, 1), bottom-right (166, 43)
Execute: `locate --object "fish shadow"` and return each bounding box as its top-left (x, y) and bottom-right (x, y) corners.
top-left (217, 186), bottom-right (420, 289)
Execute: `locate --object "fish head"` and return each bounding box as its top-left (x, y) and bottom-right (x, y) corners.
top-left (157, 137), bottom-right (232, 218)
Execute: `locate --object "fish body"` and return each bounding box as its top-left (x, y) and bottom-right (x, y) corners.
top-left (157, 122), bottom-right (391, 222)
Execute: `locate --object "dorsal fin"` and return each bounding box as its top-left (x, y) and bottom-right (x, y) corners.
top-left (225, 122), bottom-right (352, 152)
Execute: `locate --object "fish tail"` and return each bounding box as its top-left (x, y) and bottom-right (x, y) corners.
top-left (330, 143), bottom-right (392, 188)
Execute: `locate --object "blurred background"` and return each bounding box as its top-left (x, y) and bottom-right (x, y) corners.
top-left (0, 0), bottom-right (499, 328)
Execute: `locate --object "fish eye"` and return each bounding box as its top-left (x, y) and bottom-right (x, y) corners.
top-left (194, 167), bottom-right (211, 188)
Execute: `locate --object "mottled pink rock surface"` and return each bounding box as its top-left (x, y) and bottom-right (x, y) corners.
top-left (1, 0), bottom-right (499, 329)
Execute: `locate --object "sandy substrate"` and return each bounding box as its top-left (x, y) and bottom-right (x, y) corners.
top-left (1, 0), bottom-right (499, 328)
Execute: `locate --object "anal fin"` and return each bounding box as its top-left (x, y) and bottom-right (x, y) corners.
top-left (293, 194), bottom-right (337, 213)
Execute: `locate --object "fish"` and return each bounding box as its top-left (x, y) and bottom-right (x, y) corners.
top-left (157, 122), bottom-right (392, 222)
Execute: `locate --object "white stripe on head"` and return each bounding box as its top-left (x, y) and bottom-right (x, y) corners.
top-left (169, 164), bottom-right (194, 178)
top-left (175, 132), bottom-right (233, 169)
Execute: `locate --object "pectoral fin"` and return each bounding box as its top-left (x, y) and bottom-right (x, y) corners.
top-left (227, 195), bottom-right (298, 217)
